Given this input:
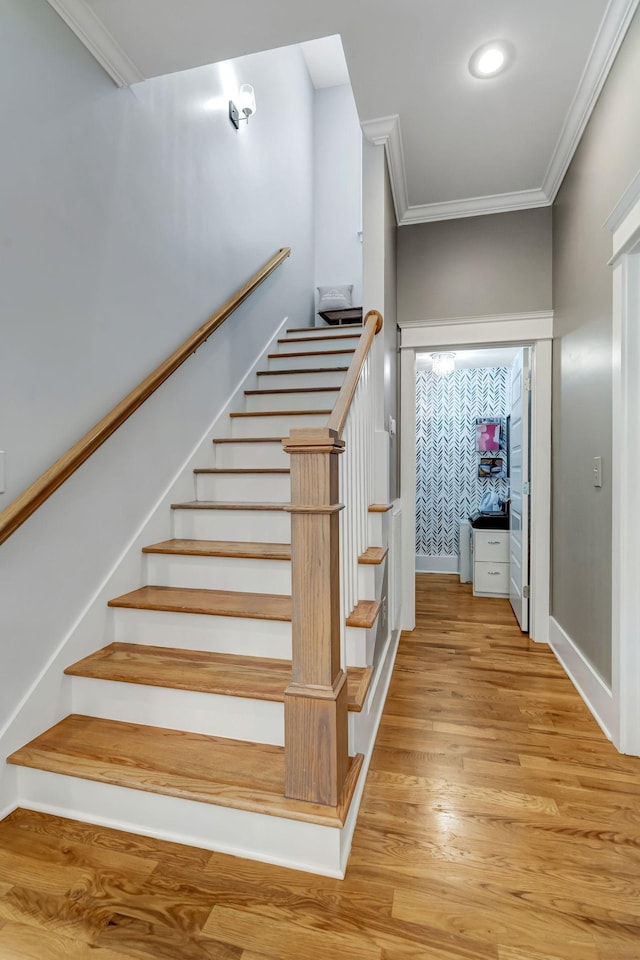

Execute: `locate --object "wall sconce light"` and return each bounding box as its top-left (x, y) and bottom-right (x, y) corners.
top-left (229, 84), bottom-right (256, 129)
top-left (431, 353), bottom-right (456, 377)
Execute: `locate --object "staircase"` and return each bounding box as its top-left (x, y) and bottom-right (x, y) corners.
top-left (7, 322), bottom-right (391, 877)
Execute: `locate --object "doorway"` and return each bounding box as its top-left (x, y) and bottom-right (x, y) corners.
top-left (398, 313), bottom-right (553, 642)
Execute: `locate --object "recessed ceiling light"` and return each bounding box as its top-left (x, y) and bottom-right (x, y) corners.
top-left (469, 41), bottom-right (513, 79)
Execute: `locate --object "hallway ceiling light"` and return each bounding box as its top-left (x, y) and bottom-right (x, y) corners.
top-left (469, 41), bottom-right (513, 79)
top-left (229, 84), bottom-right (257, 129)
top-left (431, 353), bottom-right (456, 377)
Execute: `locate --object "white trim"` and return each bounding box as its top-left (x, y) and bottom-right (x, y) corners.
top-left (399, 310), bottom-right (554, 330)
top-left (400, 311), bottom-right (554, 350)
top-left (400, 325), bottom-right (552, 644)
top-left (0, 802), bottom-right (17, 823)
top-left (361, 115), bottom-right (408, 226)
top-left (548, 617), bottom-right (614, 741)
top-left (415, 555), bottom-right (458, 574)
top-left (529, 339), bottom-right (551, 644)
top-left (16, 769), bottom-right (346, 878)
top-left (45, 0), bottom-right (144, 87)
top-left (399, 348), bottom-right (416, 631)
top-left (609, 176), bottom-right (640, 755)
top-left (362, 1), bottom-right (638, 224)
top-left (401, 189), bottom-right (550, 225)
top-left (543, 0), bottom-right (640, 202)
top-left (607, 168), bottom-right (640, 257)
top-left (340, 627), bottom-right (401, 873)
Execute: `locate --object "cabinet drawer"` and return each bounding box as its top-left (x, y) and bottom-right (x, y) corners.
top-left (474, 561), bottom-right (509, 595)
top-left (474, 530), bottom-right (509, 562)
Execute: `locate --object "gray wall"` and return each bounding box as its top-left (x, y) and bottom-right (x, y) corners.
top-left (314, 84), bottom-right (362, 313)
top-left (552, 9), bottom-right (640, 685)
top-left (0, 0), bottom-right (314, 759)
top-left (397, 207), bottom-right (552, 322)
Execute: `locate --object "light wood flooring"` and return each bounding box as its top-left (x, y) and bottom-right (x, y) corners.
top-left (2, 573), bottom-right (640, 959)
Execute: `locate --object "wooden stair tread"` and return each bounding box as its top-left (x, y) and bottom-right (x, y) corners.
top-left (257, 366), bottom-right (350, 376)
top-left (108, 586), bottom-right (381, 632)
top-left (142, 539), bottom-right (381, 566)
top-left (229, 409), bottom-right (332, 418)
top-left (171, 501), bottom-right (289, 511)
top-left (107, 586), bottom-right (292, 621)
top-left (7, 715), bottom-right (364, 827)
top-left (286, 325), bottom-right (362, 334)
top-left (192, 468), bottom-right (290, 475)
top-left (346, 599), bottom-right (381, 629)
top-left (268, 349), bottom-right (355, 359)
top-left (244, 386), bottom-right (340, 396)
top-left (368, 502), bottom-right (394, 513)
top-left (278, 334), bottom-right (360, 344)
top-left (142, 540), bottom-right (291, 560)
top-left (358, 546), bottom-right (389, 565)
top-left (212, 436), bottom-right (285, 444)
top-left (64, 643), bottom-right (372, 712)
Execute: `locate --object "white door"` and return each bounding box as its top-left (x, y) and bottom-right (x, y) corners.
top-left (509, 348), bottom-right (530, 631)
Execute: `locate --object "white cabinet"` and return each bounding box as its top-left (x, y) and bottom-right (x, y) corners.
top-left (472, 530), bottom-right (509, 597)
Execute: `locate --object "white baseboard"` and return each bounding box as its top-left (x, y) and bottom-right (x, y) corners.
top-left (548, 617), bottom-right (614, 741)
top-left (415, 554), bottom-right (459, 574)
top-left (340, 626), bottom-right (401, 874)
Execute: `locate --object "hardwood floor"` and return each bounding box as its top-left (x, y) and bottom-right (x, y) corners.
top-left (2, 573), bottom-right (640, 959)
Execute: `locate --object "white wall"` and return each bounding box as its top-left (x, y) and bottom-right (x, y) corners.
top-left (0, 0), bottom-right (314, 799)
top-left (313, 84), bottom-right (362, 316)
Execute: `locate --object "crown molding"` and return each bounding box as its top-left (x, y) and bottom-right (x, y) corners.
top-left (363, 113), bottom-right (551, 224)
top-left (400, 188), bottom-right (550, 224)
top-left (45, 0), bottom-right (144, 87)
top-left (363, 0), bottom-right (638, 226)
top-left (361, 115), bottom-right (409, 224)
top-left (542, 0), bottom-right (640, 202)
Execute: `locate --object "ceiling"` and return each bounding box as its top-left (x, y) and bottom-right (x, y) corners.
top-left (46, 0), bottom-right (639, 224)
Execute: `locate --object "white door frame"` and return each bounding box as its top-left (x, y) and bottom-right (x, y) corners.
top-left (399, 312), bottom-right (553, 643)
top-left (607, 170), bottom-right (640, 755)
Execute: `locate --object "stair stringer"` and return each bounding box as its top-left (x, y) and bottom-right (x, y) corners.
top-left (0, 315), bottom-right (291, 814)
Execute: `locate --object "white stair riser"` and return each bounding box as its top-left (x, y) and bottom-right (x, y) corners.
top-left (368, 512), bottom-right (389, 546)
top-left (357, 560), bottom-right (386, 601)
top-left (287, 325), bottom-right (361, 339)
top-left (15, 769), bottom-right (346, 877)
top-left (145, 553), bottom-right (291, 594)
top-left (245, 391), bottom-right (339, 413)
top-left (173, 508), bottom-right (290, 541)
top-left (112, 607), bottom-right (369, 666)
top-left (277, 337), bottom-right (358, 354)
top-left (257, 370), bottom-right (345, 389)
top-left (231, 412), bottom-right (327, 438)
top-left (195, 472), bottom-right (290, 502)
top-left (113, 607), bottom-right (292, 658)
top-left (213, 442), bottom-right (288, 469)
top-left (346, 624), bottom-right (376, 668)
top-left (268, 352), bottom-right (353, 372)
top-left (70, 678), bottom-right (284, 745)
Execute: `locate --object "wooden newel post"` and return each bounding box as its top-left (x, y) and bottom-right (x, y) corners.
top-left (282, 426), bottom-right (349, 806)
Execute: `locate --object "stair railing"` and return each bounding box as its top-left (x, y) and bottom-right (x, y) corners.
top-left (0, 248), bottom-right (291, 546)
top-left (283, 309), bottom-right (383, 806)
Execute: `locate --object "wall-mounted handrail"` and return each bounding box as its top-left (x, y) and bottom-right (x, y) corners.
top-left (327, 309), bottom-right (383, 438)
top-left (0, 247), bottom-right (291, 546)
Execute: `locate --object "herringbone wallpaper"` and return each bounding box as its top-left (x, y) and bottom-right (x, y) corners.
top-left (416, 367), bottom-right (509, 557)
